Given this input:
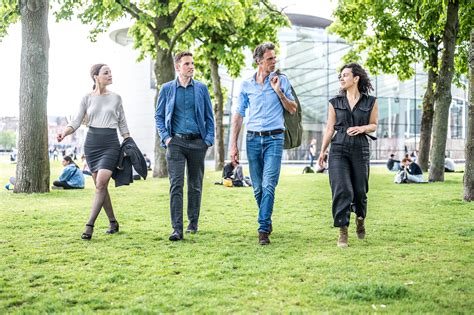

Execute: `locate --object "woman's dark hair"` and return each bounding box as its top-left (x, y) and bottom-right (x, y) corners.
top-left (339, 63), bottom-right (373, 95)
top-left (90, 63), bottom-right (106, 90)
top-left (63, 155), bottom-right (78, 168)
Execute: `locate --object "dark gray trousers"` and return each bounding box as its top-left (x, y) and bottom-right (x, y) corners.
top-left (328, 144), bottom-right (370, 227)
top-left (166, 137), bottom-right (208, 234)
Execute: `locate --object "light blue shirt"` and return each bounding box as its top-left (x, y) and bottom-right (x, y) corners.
top-left (172, 79), bottom-right (200, 134)
top-left (237, 72), bottom-right (294, 132)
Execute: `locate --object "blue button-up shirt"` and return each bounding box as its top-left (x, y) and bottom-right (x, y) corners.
top-left (156, 78), bottom-right (215, 148)
top-left (172, 78), bottom-right (200, 134)
top-left (237, 72), bottom-right (294, 132)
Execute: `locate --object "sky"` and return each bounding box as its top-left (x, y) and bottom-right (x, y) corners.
top-left (0, 0), bottom-right (337, 117)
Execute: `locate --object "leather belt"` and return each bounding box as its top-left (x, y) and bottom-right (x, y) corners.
top-left (333, 126), bottom-right (377, 140)
top-left (174, 133), bottom-right (201, 140)
top-left (247, 129), bottom-right (284, 136)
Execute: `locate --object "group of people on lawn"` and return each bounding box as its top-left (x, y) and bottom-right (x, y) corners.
top-left (57, 42), bottom-right (378, 248)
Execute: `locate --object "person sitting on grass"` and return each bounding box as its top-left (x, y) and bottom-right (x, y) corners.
top-left (4, 176), bottom-right (16, 191)
top-left (218, 161), bottom-right (252, 187)
top-left (395, 158), bottom-right (426, 184)
top-left (143, 153), bottom-right (152, 171)
top-left (444, 155), bottom-right (456, 173)
top-left (52, 156), bottom-right (85, 190)
top-left (386, 153), bottom-right (401, 172)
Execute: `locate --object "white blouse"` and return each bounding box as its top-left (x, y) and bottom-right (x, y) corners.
top-left (68, 92), bottom-right (129, 136)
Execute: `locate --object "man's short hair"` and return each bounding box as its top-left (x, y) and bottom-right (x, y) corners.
top-left (253, 42), bottom-right (275, 64)
top-left (174, 51), bottom-right (193, 64)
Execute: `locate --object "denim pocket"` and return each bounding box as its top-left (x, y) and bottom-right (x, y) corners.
top-left (270, 133), bottom-right (285, 140)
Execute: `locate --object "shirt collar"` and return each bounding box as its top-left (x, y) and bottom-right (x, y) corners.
top-left (251, 71), bottom-right (276, 83)
top-left (176, 77), bottom-right (194, 88)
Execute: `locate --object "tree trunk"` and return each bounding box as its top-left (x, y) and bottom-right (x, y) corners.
top-left (464, 28), bottom-right (474, 201)
top-left (417, 42), bottom-right (438, 171)
top-left (209, 57), bottom-right (224, 171)
top-left (429, 0), bottom-right (459, 182)
top-left (14, 0), bottom-right (50, 193)
top-left (152, 48), bottom-right (175, 178)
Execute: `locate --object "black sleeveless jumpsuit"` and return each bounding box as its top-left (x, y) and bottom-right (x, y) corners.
top-left (328, 94), bottom-right (376, 227)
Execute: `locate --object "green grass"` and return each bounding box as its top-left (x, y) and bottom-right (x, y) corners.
top-left (0, 158), bottom-right (473, 313)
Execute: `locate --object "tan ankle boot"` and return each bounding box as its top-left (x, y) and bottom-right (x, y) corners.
top-left (356, 216), bottom-right (365, 239)
top-left (337, 226), bottom-right (348, 248)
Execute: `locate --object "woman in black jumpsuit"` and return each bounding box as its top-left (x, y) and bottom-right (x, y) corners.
top-left (318, 63), bottom-right (378, 248)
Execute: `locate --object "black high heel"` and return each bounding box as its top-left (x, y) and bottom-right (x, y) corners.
top-left (81, 224), bottom-right (94, 240)
top-left (106, 220), bottom-right (119, 234)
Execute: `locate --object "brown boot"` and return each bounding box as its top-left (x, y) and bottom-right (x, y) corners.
top-left (337, 226), bottom-right (348, 248)
top-left (259, 232), bottom-right (270, 245)
top-left (356, 216), bottom-right (366, 239)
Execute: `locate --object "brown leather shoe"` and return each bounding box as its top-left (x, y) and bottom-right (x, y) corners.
top-left (268, 224), bottom-right (273, 235)
top-left (258, 232), bottom-right (270, 245)
top-left (355, 216), bottom-right (366, 239)
top-left (337, 226), bottom-right (348, 248)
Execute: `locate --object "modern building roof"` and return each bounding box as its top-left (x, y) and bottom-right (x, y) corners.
top-left (286, 13), bottom-right (332, 29)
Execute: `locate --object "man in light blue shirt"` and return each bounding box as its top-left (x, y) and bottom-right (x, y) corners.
top-left (155, 51), bottom-right (215, 241)
top-left (230, 42), bottom-right (297, 245)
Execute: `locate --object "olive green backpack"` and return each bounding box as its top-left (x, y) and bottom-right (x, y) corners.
top-left (275, 69), bottom-right (303, 149)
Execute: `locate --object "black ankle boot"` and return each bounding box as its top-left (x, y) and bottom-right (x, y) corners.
top-left (81, 224), bottom-right (94, 240)
top-left (106, 220), bottom-right (119, 234)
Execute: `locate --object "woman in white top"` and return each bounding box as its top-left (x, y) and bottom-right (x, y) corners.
top-left (57, 64), bottom-right (130, 240)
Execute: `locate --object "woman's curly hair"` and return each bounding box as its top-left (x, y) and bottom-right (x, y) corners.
top-left (339, 63), bottom-right (374, 95)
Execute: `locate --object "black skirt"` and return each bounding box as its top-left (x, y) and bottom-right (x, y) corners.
top-left (84, 127), bottom-right (120, 173)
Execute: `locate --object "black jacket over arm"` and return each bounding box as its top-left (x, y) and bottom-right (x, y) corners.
top-left (112, 137), bottom-right (148, 187)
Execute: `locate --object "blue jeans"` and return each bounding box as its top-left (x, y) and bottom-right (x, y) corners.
top-left (246, 132), bottom-right (284, 233)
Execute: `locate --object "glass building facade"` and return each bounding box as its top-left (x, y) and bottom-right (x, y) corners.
top-left (225, 14), bottom-right (468, 161)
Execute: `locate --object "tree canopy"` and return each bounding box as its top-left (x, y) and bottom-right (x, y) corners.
top-left (0, 0), bottom-right (20, 38)
top-left (329, 0), bottom-right (472, 83)
top-left (52, 0), bottom-right (290, 176)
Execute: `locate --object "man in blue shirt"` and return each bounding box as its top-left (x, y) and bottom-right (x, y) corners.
top-left (156, 51), bottom-right (215, 241)
top-left (230, 42), bottom-right (297, 245)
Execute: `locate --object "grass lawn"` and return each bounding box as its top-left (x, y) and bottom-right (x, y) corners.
top-left (0, 157), bottom-right (473, 313)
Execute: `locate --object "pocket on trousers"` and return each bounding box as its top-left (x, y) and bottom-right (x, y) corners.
top-left (361, 146), bottom-right (370, 161)
top-left (270, 133), bottom-right (284, 140)
top-left (167, 137), bottom-right (175, 146)
top-left (330, 143), bottom-right (343, 155)
top-left (166, 142), bottom-right (177, 160)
